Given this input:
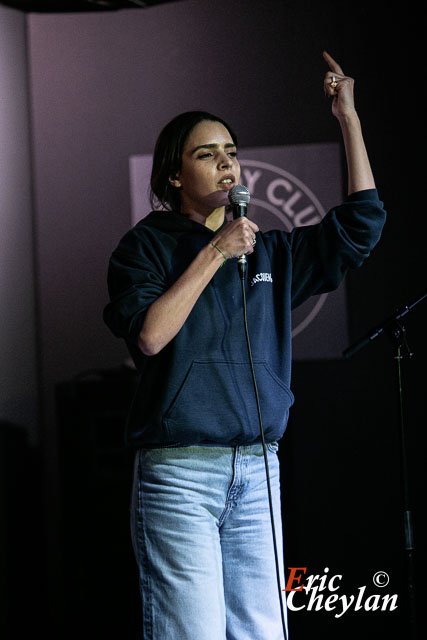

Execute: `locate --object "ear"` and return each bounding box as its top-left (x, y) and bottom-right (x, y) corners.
top-left (169, 175), bottom-right (182, 188)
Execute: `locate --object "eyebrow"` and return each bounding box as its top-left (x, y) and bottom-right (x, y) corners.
top-left (190, 142), bottom-right (236, 155)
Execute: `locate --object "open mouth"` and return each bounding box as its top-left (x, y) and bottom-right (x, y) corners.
top-left (218, 175), bottom-right (235, 189)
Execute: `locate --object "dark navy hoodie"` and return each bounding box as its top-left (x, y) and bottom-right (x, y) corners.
top-left (103, 189), bottom-right (386, 448)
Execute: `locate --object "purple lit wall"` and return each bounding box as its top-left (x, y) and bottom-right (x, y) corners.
top-left (0, 4), bottom-right (38, 442)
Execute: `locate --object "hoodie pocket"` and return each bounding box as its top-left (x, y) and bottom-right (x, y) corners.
top-left (163, 360), bottom-right (294, 444)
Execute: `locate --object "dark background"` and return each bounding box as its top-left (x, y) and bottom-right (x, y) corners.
top-left (1, 1), bottom-right (425, 639)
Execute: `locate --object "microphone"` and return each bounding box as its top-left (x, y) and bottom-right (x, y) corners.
top-left (228, 184), bottom-right (251, 279)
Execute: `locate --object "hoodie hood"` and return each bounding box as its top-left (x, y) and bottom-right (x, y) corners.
top-left (136, 210), bottom-right (228, 235)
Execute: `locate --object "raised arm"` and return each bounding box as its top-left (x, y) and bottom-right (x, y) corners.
top-left (323, 51), bottom-right (375, 195)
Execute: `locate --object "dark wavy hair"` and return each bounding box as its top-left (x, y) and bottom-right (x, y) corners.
top-left (150, 111), bottom-right (238, 211)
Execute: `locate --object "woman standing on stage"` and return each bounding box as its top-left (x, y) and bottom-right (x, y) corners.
top-left (103, 52), bottom-right (386, 639)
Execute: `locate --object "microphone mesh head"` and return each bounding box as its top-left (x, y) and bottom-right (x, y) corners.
top-left (228, 184), bottom-right (250, 206)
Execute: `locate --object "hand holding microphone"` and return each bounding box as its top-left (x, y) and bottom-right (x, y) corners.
top-left (211, 185), bottom-right (257, 278)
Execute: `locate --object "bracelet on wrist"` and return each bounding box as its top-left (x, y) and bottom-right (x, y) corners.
top-left (210, 241), bottom-right (228, 266)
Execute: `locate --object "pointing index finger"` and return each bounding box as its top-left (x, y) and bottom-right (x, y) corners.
top-left (323, 50), bottom-right (344, 75)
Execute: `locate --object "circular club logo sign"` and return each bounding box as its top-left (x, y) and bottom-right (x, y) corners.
top-left (239, 159), bottom-right (328, 338)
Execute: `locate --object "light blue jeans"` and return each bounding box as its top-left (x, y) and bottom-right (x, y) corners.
top-left (130, 443), bottom-right (288, 639)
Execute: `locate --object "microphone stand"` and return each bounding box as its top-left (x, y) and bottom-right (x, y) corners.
top-left (343, 290), bottom-right (426, 640)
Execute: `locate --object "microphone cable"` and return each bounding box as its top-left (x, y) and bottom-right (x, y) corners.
top-left (238, 261), bottom-right (288, 640)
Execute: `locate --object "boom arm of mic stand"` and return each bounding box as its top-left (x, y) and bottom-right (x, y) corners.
top-left (342, 289), bottom-right (427, 359)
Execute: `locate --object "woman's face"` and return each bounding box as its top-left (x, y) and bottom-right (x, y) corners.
top-left (173, 120), bottom-right (240, 218)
